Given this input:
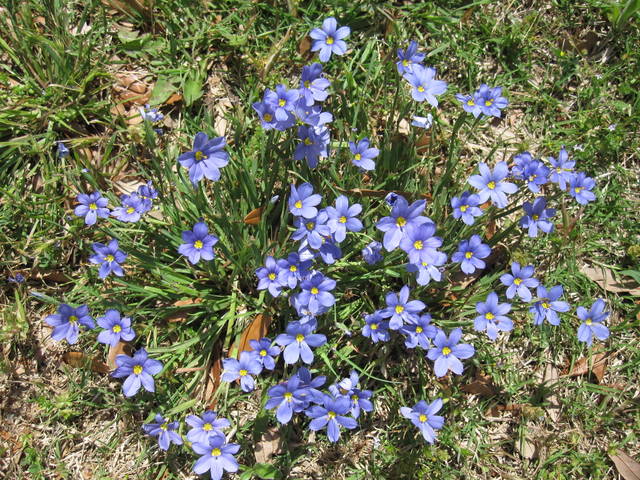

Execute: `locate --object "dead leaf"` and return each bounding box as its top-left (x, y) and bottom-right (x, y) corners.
top-left (165, 92), bottom-right (183, 105)
top-left (298, 36), bottom-right (312, 56)
top-left (542, 364), bottom-right (561, 423)
top-left (203, 342), bottom-right (223, 409)
top-left (62, 352), bottom-right (110, 374)
top-left (107, 341), bottom-right (132, 370)
top-left (236, 314), bottom-right (272, 358)
top-left (609, 450), bottom-right (640, 480)
top-left (461, 372), bottom-right (498, 397)
top-left (244, 207), bottom-right (264, 225)
top-left (516, 430), bottom-right (538, 459)
top-left (165, 298), bottom-right (203, 323)
top-left (567, 352), bottom-right (609, 383)
top-left (580, 264), bottom-right (640, 296)
top-left (254, 426), bottom-right (283, 464)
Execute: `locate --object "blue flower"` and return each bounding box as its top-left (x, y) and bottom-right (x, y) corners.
top-left (451, 235), bottom-right (491, 274)
top-left (142, 414), bottom-right (182, 451)
top-left (138, 104), bottom-right (164, 123)
top-left (252, 100), bottom-right (279, 130)
top-left (396, 40), bottom-right (425, 74)
top-left (403, 65), bottom-right (448, 107)
top-left (178, 222), bottom-right (218, 265)
top-left (136, 181), bottom-right (158, 213)
top-left (349, 138), bottom-right (379, 171)
top-left (256, 256), bottom-right (287, 297)
top-left (384, 192), bottom-right (399, 206)
top-left (178, 132), bottom-right (229, 184)
top-left (529, 285), bottom-right (570, 326)
top-left (362, 241), bottom-right (383, 265)
top-left (411, 114), bottom-right (433, 129)
top-left (475, 84), bottom-right (509, 117)
top-left (276, 252), bottom-right (311, 289)
top-left (376, 195), bottom-right (432, 251)
top-left (520, 158), bottom-right (550, 193)
top-left (399, 222), bottom-right (444, 265)
top-left (292, 211), bottom-right (332, 250)
top-left (96, 309), bottom-right (135, 347)
top-left (294, 125), bottom-right (328, 167)
top-left (289, 182), bottom-right (322, 219)
top-left (112, 193), bottom-right (145, 223)
top-left (406, 251), bottom-right (447, 286)
top-left (45, 303), bottom-right (94, 344)
top-left (293, 101), bottom-right (333, 128)
top-left (248, 337), bottom-right (280, 370)
top-left (111, 348), bottom-right (163, 397)
top-left (221, 351), bottom-right (263, 392)
top-left (265, 375), bottom-right (309, 424)
top-left (74, 192), bottom-right (110, 226)
top-left (549, 147), bottom-right (575, 190)
top-left (192, 433), bottom-right (240, 480)
top-left (57, 142), bottom-right (70, 158)
top-left (275, 321), bottom-right (327, 365)
top-left (380, 285), bottom-right (425, 330)
top-left (306, 395), bottom-right (357, 442)
top-left (400, 399), bottom-right (445, 444)
top-left (473, 292), bottom-right (513, 340)
top-left (455, 92), bottom-right (482, 117)
top-left (264, 84), bottom-right (299, 121)
top-left (451, 191), bottom-right (483, 225)
top-left (468, 162), bottom-right (518, 208)
top-left (427, 328), bottom-right (475, 377)
top-left (401, 313), bottom-right (437, 349)
top-left (89, 239), bottom-right (127, 278)
top-left (329, 371), bottom-right (373, 419)
top-left (310, 17), bottom-right (350, 63)
top-left (299, 63), bottom-right (330, 106)
top-left (500, 262), bottom-right (539, 302)
top-left (520, 197), bottom-right (556, 238)
top-left (185, 411), bottom-right (230, 445)
top-left (325, 195), bottom-right (363, 242)
top-left (577, 299), bottom-right (609, 346)
top-left (569, 172), bottom-right (596, 205)
top-left (361, 311), bottom-right (390, 343)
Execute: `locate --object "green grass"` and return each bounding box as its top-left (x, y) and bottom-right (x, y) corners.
top-left (1, 1), bottom-right (639, 479)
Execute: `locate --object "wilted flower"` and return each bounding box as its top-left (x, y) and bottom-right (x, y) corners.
top-left (111, 348), bottom-right (163, 397)
top-left (221, 351), bottom-right (263, 392)
top-left (577, 299), bottom-right (609, 346)
top-left (310, 17), bottom-right (350, 62)
top-left (96, 309), bottom-right (135, 347)
top-left (473, 292), bottom-right (513, 340)
top-left (178, 222), bottom-right (218, 265)
top-left (45, 303), bottom-right (94, 344)
top-left (329, 371), bottom-right (373, 419)
top-left (400, 399), bottom-right (445, 443)
top-left (138, 104), bottom-right (164, 123)
top-left (295, 125), bottom-right (328, 167)
top-left (89, 239), bottom-right (127, 278)
top-left (427, 328), bottom-right (475, 377)
top-left (74, 191), bottom-right (110, 226)
top-left (142, 414), bottom-right (182, 451)
top-left (178, 132), bottom-right (229, 184)
top-left (406, 251), bottom-right (447, 286)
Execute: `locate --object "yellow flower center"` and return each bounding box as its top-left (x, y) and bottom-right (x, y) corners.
top-left (327, 410), bottom-right (336, 418)
top-left (354, 153), bottom-right (361, 160)
top-left (239, 369), bottom-right (248, 376)
top-left (585, 319), bottom-right (592, 326)
top-left (306, 222), bottom-right (315, 230)
top-left (194, 240), bottom-right (203, 249)
top-left (396, 216), bottom-right (407, 227)
top-left (413, 240), bottom-right (423, 250)
top-left (465, 251), bottom-right (473, 259)
top-left (442, 347), bottom-right (452, 355)
top-left (126, 207), bottom-right (135, 214)
top-left (112, 324), bottom-right (122, 333)
top-left (326, 36), bottom-right (334, 45)
top-left (467, 99), bottom-right (475, 106)
top-left (260, 349), bottom-right (267, 357)
top-left (532, 214), bottom-right (539, 220)
top-left (133, 365), bottom-right (143, 375)
top-left (395, 305), bottom-right (404, 314)
top-left (161, 422), bottom-right (168, 431)
top-left (514, 278), bottom-right (522, 286)
top-left (542, 302), bottom-right (550, 309)
top-left (485, 312), bottom-right (495, 320)
top-left (284, 392), bottom-right (293, 401)
top-left (485, 99), bottom-right (494, 106)
top-left (268, 273), bottom-right (276, 280)
top-left (487, 181), bottom-right (496, 190)
top-left (421, 261), bottom-right (429, 267)
top-left (203, 423), bottom-right (212, 431)
top-left (417, 86), bottom-right (425, 92)
top-left (294, 200), bottom-right (303, 209)
top-left (529, 175), bottom-right (537, 182)
top-left (304, 80), bottom-right (311, 88)
top-left (69, 315), bottom-right (78, 324)
top-left (311, 287), bottom-right (319, 295)
top-left (459, 205), bottom-right (468, 212)
top-left (415, 326), bottom-right (423, 333)
top-left (304, 137), bottom-right (313, 145)
top-left (278, 99), bottom-right (286, 107)
top-left (195, 151), bottom-right (205, 161)
top-left (419, 414), bottom-right (427, 423)
top-left (263, 113), bottom-right (273, 122)
top-left (370, 323), bottom-right (378, 330)
top-left (211, 448), bottom-right (221, 457)
top-left (296, 334), bottom-right (305, 343)
top-left (89, 203), bottom-right (97, 210)
top-left (402, 59), bottom-right (409, 66)
top-left (339, 216), bottom-right (347, 224)
top-left (290, 265), bottom-right (297, 272)
top-left (574, 187), bottom-right (583, 193)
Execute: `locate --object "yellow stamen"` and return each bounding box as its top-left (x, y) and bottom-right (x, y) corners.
top-left (268, 273), bottom-right (276, 280)
top-left (239, 369), bottom-right (248, 376)
top-left (203, 423), bottom-right (212, 431)
top-left (532, 214), bottom-right (539, 220)
top-left (133, 365), bottom-right (143, 375)
top-left (402, 59), bottom-right (409, 67)
top-left (419, 414), bottom-right (427, 423)
top-left (295, 334), bottom-right (305, 343)
top-left (370, 323), bottom-right (378, 330)
top-left (304, 138), bottom-right (313, 145)
top-left (487, 181), bottom-right (496, 190)
top-left (413, 240), bottom-right (423, 250)
top-left (327, 411), bottom-right (336, 418)
top-left (306, 222), bottom-right (315, 230)
top-left (69, 315), bottom-right (78, 324)
top-left (339, 216), bottom-right (347, 224)
top-left (585, 319), bottom-right (592, 325)
top-left (485, 312), bottom-right (495, 320)
top-left (465, 251), bottom-right (473, 259)
top-left (195, 151), bottom-right (204, 161)
top-left (194, 240), bottom-right (203, 249)
top-left (396, 216), bottom-right (407, 227)
top-left (112, 324), bottom-right (122, 333)
top-left (415, 326), bottom-right (423, 333)
top-left (294, 200), bottom-right (302, 209)
top-left (542, 302), bottom-right (550, 309)
top-left (417, 86), bottom-right (425, 92)
top-left (259, 349), bottom-right (267, 357)
top-left (467, 99), bottom-right (475, 106)
top-left (514, 278), bottom-right (522, 286)
top-left (263, 113), bottom-right (273, 122)
top-left (278, 99), bottom-right (286, 107)
top-left (284, 392), bottom-right (293, 401)
top-left (485, 99), bottom-right (494, 106)
top-left (574, 187), bottom-right (583, 194)
top-left (304, 80), bottom-right (310, 88)
top-left (442, 347), bottom-right (451, 355)
top-left (89, 203), bottom-right (97, 210)
top-left (354, 153), bottom-right (361, 161)
top-left (211, 448), bottom-right (221, 457)
top-left (126, 207), bottom-right (135, 214)
top-left (311, 287), bottom-right (319, 295)
top-left (395, 305), bottom-right (404, 314)
top-left (459, 205), bottom-right (468, 212)
top-left (290, 265), bottom-right (297, 272)
top-left (326, 37), bottom-right (334, 45)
